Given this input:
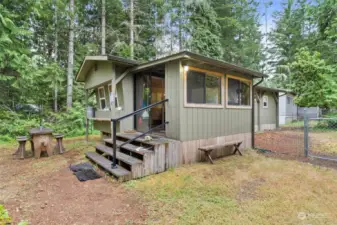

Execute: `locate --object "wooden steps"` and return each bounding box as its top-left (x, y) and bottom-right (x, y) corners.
top-left (86, 132), bottom-right (170, 181)
top-left (104, 139), bottom-right (154, 155)
top-left (85, 152), bottom-right (131, 182)
top-left (96, 143), bottom-right (142, 165)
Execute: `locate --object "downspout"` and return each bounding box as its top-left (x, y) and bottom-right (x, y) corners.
top-left (252, 77), bottom-right (264, 148)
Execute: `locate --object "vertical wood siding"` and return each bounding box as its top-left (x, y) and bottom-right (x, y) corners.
top-left (165, 61), bottom-right (181, 139)
top-left (165, 60), bottom-right (253, 142)
top-left (259, 91), bottom-right (277, 125)
top-left (254, 91), bottom-right (277, 128)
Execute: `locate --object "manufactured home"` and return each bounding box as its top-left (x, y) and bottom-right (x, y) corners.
top-left (76, 51), bottom-right (267, 181)
top-left (279, 93), bottom-right (298, 124)
top-left (278, 93), bottom-right (321, 124)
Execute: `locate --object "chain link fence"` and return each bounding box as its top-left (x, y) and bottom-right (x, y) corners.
top-left (254, 113), bottom-right (305, 158)
top-left (307, 117), bottom-right (337, 161)
top-left (255, 109), bottom-right (337, 162)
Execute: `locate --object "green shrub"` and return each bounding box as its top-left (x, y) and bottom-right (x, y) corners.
top-left (0, 204), bottom-right (12, 224)
top-left (314, 113), bottom-right (337, 130)
top-left (0, 101), bottom-right (92, 142)
top-left (324, 113), bottom-right (337, 129)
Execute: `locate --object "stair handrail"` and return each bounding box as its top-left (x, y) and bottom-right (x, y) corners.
top-left (111, 98), bottom-right (169, 168)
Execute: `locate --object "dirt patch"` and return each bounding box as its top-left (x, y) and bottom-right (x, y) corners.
top-left (255, 130), bottom-right (304, 156)
top-left (255, 129), bottom-right (337, 169)
top-left (0, 140), bottom-right (146, 224)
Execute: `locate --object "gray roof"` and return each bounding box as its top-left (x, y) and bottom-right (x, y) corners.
top-left (76, 51), bottom-right (268, 82)
top-left (255, 86), bottom-right (296, 95)
top-left (255, 86), bottom-right (288, 93)
top-left (130, 51), bottom-right (268, 78)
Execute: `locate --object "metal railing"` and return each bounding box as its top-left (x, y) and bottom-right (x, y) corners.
top-left (111, 99), bottom-right (169, 168)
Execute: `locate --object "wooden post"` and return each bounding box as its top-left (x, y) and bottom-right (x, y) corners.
top-left (110, 64), bottom-right (116, 130)
top-left (85, 89), bottom-right (89, 143)
top-left (254, 90), bottom-right (262, 132)
top-left (304, 108), bottom-right (309, 157)
top-left (110, 64), bottom-right (117, 168)
top-left (273, 92), bottom-right (279, 128)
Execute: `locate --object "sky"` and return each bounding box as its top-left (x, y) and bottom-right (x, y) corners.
top-left (258, 0), bottom-right (284, 34)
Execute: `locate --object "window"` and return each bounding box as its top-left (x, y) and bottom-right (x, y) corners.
top-left (263, 95), bottom-right (268, 108)
top-left (98, 86), bottom-right (106, 109)
top-left (108, 84), bottom-right (119, 108)
top-left (185, 68), bottom-right (223, 107)
top-left (226, 75), bottom-right (252, 108)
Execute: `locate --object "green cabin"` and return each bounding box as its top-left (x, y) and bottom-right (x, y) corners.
top-left (76, 51), bottom-right (267, 181)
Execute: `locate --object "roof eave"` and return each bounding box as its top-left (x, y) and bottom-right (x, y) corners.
top-left (183, 52), bottom-right (268, 78)
top-left (75, 55), bottom-right (139, 82)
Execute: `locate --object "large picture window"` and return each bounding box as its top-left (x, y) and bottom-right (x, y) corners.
top-left (185, 68), bottom-right (223, 107)
top-left (226, 75), bottom-right (252, 108)
top-left (98, 86), bottom-right (106, 109)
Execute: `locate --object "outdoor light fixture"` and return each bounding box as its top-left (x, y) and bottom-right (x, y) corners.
top-left (184, 65), bottom-right (189, 71)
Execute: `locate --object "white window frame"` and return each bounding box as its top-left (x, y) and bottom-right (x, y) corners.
top-left (184, 66), bottom-right (225, 109)
top-left (98, 86), bottom-right (107, 110)
top-left (108, 84), bottom-right (119, 108)
top-left (263, 95), bottom-right (269, 108)
top-left (226, 75), bottom-right (252, 109)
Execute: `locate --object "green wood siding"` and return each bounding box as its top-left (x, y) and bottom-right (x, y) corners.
top-left (89, 63), bottom-right (134, 134)
top-left (260, 92), bottom-right (277, 125)
top-left (255, 91), bottom-right (277, 126)
top-left (165, 60), bottom-right (252, 142)
top-left (115, 73), bottom-right (134, 131)
top-left (84, 61), bottom-right (112, 89)
top-left (165, 61), bottom-right (181, 139)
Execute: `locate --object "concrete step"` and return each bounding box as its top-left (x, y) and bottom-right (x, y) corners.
top-left (85, 152), bottom-right (131, 182)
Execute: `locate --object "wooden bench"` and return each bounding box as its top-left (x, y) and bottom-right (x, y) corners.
top-left (198, 140), bottom-right (243, 164)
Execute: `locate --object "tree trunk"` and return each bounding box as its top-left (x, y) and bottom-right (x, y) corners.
top-left (54, 0), bottom-right (58, 112)
top-left (130, 0), bottom-right (134, 59)
top-left (101, 0), bottom-right (106, 55)
top-left (178, 0), bottom-right (183, 51)
top-left (67, 0), bottom-right (74, 108)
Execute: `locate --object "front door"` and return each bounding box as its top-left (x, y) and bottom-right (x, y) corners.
top-left (135, 73), bottom-right (165, 133)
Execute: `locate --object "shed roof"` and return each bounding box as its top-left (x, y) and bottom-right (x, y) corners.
top-left (76, 55), bottom-right (139, 82)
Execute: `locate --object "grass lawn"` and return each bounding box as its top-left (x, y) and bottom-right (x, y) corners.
top-left (310, 131), bottom-right (337, 156)
top-left (125, 150), bottom-right (337, 225)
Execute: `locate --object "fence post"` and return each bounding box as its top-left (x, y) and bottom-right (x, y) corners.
top-left (304, 108), bottom-right (309, 157)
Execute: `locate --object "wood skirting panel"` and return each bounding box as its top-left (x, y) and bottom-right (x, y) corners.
top-left (164, 132), bottom-right (251, 169)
